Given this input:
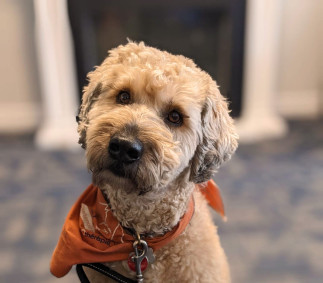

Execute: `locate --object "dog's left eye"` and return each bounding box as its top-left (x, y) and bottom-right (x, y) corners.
top-left (117, 91), bottom-right (131, 105)
top-left (166, 110), bottom-right (183, 126)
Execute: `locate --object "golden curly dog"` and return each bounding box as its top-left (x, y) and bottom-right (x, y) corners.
top-left (77, 42), bottom-right (238, 282)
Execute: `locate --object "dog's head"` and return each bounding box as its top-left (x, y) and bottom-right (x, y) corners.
top-left (77, 42), bottom-right (238, 195)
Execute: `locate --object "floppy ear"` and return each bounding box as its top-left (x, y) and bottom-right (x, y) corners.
top-left (76, 82), bottom-right (102, 149)
top-left (189, 82), bottom-right (238, 183)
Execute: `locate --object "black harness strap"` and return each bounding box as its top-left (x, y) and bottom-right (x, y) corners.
top-left (76, 263), bottom-right (136, 283)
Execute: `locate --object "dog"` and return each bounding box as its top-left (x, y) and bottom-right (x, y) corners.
top-left (51, 42), bottom-right (238, 283)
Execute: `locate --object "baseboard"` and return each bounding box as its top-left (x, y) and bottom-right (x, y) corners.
top-left (0, 102), bottom-right (40, 133)
top-left (278, 89), bottom-right (321, 119)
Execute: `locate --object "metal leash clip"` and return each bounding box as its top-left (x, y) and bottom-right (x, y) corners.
top-left (132, 238), bottom-right (148, 283)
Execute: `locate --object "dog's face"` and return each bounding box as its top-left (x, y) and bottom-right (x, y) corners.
top-left (77, 42), bottom-right (238, 195)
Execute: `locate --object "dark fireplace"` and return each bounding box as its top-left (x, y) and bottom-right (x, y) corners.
top-left (68, 0), bottom-right (246, 117)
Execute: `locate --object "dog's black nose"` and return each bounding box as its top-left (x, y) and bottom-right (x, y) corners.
top-left (108, 137), bottom-right (143, 163)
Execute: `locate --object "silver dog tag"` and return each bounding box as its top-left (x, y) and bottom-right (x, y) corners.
top-left (145, 247), bottom-right (155, 264)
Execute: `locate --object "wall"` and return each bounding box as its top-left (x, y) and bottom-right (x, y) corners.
top-left (0, 0), bottom-right (321, 136)
top-left (278, 0), bottom-right (323, 118)
top-left (0, 0), bottom-right (40, 133)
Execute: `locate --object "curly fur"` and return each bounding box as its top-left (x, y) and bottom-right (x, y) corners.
top-left (77, 42), bottom-right (238, 282)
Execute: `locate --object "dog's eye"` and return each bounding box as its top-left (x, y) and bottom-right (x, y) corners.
top-left (166, 110), bottom-right (183, 126)
top-left (117, 91), bottom-right (131, 104)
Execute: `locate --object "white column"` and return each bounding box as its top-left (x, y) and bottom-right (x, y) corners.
top-left (34, 0), bottom-right (79, 150)
top-left (235, 0), bottom-right (288, 143)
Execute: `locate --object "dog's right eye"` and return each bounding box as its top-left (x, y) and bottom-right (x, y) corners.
top-left (117, 91), bottom-right (131, 105)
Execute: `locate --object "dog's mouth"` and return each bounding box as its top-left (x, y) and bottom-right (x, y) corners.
top-left (103, 159), bottom-right (157, 195)
top-left (108, 161), bottom-right (138, 179)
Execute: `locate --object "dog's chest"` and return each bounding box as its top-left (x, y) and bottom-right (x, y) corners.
top-left (87, 191), bottom-right (230, 282)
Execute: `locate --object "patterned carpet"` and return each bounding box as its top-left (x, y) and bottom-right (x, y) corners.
top-left (0, 119), bottom-right (322, 283)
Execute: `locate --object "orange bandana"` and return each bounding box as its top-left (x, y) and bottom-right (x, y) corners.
top-left (50, 180), bottom-right (225, 278)
top-left (199, 179), bottom-right (226, 220)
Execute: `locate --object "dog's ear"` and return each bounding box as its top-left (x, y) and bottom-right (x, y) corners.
top-left (77, 82), bottom-right (103, 149)
top-left (189, 81), bottom-right (238, 183)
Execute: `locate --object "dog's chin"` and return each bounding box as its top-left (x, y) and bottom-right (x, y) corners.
top-left (108, 162), bottom-right (129, 178)
top-left (92, 164), bottom-right (154, 195)
top-left (93, 168), bottom-right (135, 192)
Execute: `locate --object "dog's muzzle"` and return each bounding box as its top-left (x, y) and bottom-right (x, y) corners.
top-left (108, 134), bottom-right (143, 177)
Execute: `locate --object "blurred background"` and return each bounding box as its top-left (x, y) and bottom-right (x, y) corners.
top-left (0, 0), bottom-right (322, 282)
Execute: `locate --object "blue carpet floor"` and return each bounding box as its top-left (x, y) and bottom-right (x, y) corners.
top-left (0, 119), bottom-right (322, 283)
